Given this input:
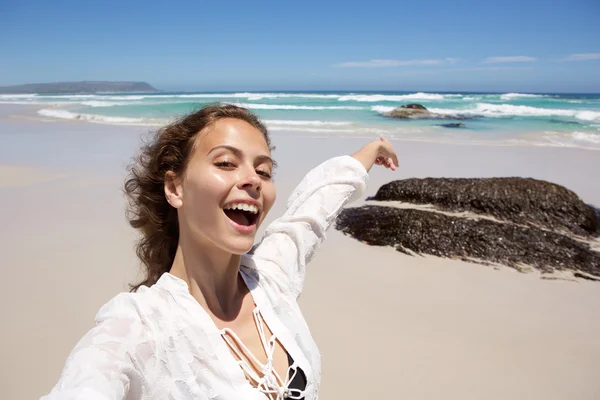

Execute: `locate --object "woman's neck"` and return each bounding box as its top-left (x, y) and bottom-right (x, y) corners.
top-left (169, 236), bottom-right (246, 321)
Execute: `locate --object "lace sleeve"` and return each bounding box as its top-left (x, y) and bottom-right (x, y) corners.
top-left (41, 294), bottom-right (153, 400)
top-left (248, 155), bottom-right (368, 298)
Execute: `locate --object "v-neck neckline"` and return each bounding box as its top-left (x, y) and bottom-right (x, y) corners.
top-left (160, 271), bottom-right (312, 399)
top-left (239, 268), bottom-right (312, 384)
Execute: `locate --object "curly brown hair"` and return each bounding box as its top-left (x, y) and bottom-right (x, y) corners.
top-left (124, 104), bottom-right (271, 291)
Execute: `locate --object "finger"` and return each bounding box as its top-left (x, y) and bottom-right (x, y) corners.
top-left (379, 141), bottom-right (398, 166)
top-left (387, 152), bottom-right (399, 168)
top-left (387, 157), bottom-right (397, 171)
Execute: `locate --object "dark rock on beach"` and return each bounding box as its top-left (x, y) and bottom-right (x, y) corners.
top-left (336, 176), bottom-right (600, 281)
top-left (369, 178), bottom-right (600, 237)
top-left (381, 103), bottom-right (472, 120)
top-left (335, 206), bottom-right (600, 278)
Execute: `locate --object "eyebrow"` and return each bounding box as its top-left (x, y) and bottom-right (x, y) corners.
top-left (207, 145), bottom-right (277, 167)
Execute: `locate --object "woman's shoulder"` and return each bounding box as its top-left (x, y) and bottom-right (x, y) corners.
top-left (94, 278), bottom-right (175, 326)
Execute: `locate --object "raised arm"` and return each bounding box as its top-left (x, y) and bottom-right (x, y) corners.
top-left (41, 294), bottom-right (152, 400)
top-left (247, 137), bottom-right (398, 298)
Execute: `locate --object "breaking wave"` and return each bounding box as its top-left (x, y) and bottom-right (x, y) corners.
top-left (472, 103), bottom-right (600, 121)
top-left (371, 105), bottom-right (396, 113)
top-left (232, 93), bottom-right (341, 101)
top-left (338, 93), bottom-right (448, 102)
top-left (427, 107), bottom-right (464, 114)
top-left (427, 103), bottom-right (600, 122)
top-left (499, 93), bottom-right (545, 101)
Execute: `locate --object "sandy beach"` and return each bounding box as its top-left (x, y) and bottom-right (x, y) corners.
top-left (1, 104), bottom-right (599, 399)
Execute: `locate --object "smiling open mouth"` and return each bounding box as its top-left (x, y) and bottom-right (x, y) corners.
top-left (223, 203), bottom-right (260, 227)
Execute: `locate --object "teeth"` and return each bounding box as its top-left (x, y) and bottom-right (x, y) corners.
top-left (224, 203), bottom-right (259, 214)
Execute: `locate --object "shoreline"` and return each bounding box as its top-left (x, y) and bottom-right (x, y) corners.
top-left (2, 103), bottom-right (599, 151)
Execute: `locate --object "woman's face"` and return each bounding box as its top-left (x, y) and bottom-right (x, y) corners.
top-left (170, 118), bottom-right (276, 255)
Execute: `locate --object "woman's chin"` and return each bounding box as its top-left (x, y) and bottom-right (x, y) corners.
top-left (224, 237), bottom-right (256, 256)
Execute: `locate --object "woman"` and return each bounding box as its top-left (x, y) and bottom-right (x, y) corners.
top-left (43, 104), bottom-right (398, 400)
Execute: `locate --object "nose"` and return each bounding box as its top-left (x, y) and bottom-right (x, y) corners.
top-left (237, 167), bottom-right (261, 195)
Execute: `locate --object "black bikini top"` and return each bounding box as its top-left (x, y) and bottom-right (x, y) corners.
top-left (286, 352), bottom-right (307, 399)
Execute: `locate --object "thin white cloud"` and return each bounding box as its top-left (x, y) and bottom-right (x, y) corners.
top-left (484, 56), bottom-right (537, 63)
top-left (564, 53), bottom-right (600, 61)
top-left (455, 66), bottom-right (534, 71)
top-left (334, 59), bottom-right (447, 68)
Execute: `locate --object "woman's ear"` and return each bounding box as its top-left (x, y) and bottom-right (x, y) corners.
top-left (164, 171), bottom-right (184, 208)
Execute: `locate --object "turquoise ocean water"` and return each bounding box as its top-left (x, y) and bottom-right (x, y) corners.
top-left (2, 91), bottom-right (600, 149)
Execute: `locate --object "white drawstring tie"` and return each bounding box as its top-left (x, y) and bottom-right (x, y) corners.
top-left (221, 308), bottom-right (304, 400)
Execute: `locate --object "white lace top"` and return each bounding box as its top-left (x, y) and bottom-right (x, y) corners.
top-left (42, 155), bottom-right (369, 400)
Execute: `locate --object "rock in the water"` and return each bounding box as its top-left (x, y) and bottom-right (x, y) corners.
top-left (370, 178), bottom-right (599, 237)
top-left (381, 103), bottom-right (472, 120)
top-left (335, 206), bottom-right (600, 277)
top-left (401, 103), bottom-right (428, 110)
top-left (437, 122), bottom-right (465, 128)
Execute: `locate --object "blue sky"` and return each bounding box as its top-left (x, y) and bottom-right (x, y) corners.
top-left (1, 0), bottom-right (599, 92)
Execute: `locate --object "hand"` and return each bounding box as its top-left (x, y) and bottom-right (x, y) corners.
top-left (351, 136), bottom-right (399, 172)
top-left (373, 136), bottom-right (398, 171)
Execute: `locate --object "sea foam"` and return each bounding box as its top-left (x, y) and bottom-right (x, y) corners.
top-left (431, 103), bottom-right (600, 122)
top-left (234, 102), bottom-right (364, 110)
top-left (0, 94), bottom-right (38, 99)
top-left (371, 105), bottom-right (396, 113)
top-left (37, 108), bottom-right (163, 125)
top-left (143, 93), bottom-right (342, 100)
top-left (572, 131), bottom-right (600, 144)
top-left (263, 120), bottom-right (352, 126)
top-left (264, 119), bottom-right (356, 134)
top-left (338, 93), bottom-right (447, 102)
top-left (267, 126), bottom-right (356, 134)
top-left (500, 93), bottom-right (544, 101)
top-left (234, 92), bottom-right (341, 101)
top-left (475, 103), bottom-right (600, 121)
top-left (81, 101), bottom-right (123, 107)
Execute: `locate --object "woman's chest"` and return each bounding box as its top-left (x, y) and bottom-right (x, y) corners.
top-left (216, 293), bottom-right (291, 388)
top-left (145, 281), bottom-right (321, 399)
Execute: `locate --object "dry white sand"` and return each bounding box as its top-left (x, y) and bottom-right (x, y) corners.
top-left (0, 164), bottom-right (74, 188)
top-left (1, 105), bottom-right (599, 399)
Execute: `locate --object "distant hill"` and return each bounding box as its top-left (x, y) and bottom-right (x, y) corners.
top-left (0, 81), bottom-right (158, 94)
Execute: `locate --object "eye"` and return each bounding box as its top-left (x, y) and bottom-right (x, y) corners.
top-left (214, 161), bottom-right (236, 168)
top-left (256, 169), bottom-right (272, 179)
